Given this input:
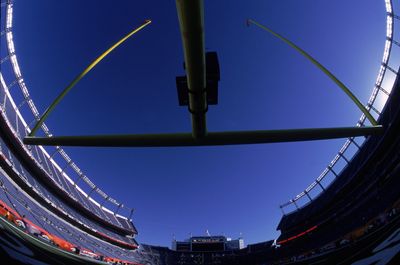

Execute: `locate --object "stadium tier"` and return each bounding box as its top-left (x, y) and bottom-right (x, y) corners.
top-left (0, 0), bottom-right (142, 259)
top-left (272, 66), bottom-right (400, 262)
top-left (1, 0), bottom-right (400, 264)
top-left (0, 0), bottom-right (136, 233)
top-left (0, 1), bottom-right (136, 234)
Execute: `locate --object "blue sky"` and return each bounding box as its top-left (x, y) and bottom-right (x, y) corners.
top-left (9, 0), bottom-right (386, 246)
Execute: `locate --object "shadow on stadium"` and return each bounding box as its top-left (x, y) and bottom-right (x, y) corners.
top-left (1, 0), bottom-right (400, 264)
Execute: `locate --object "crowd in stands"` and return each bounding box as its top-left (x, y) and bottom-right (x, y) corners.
top-left (151, 199), bottom-right (400, 265)
top-left (0, 28), bottom-right (150, 262)
top-left (0, 174), bottom-right (146, 261)
top-left (0, 137), bottom-right (137, 248)
top-left (271, 73), bottom-right (400, 264)
top-left (272, 199), bottom-right (400, 264)
top-left (0, 197), bottom-right (141, 264)
top-left (0, 105), bottom-right (136, 233)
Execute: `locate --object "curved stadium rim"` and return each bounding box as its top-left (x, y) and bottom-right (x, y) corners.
top-left (0, 0), bottom-right (134, 223)
top-left (280, 0), bottom-right (399, 214)
top-left (0, 0), bottom-right (398, 219)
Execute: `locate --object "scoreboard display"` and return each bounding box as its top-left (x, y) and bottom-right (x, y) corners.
top-left (191, 237), bottom-right (225, 252)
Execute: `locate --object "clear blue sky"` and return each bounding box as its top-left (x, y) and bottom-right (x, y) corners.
top-left (10, 0), bottom-right (385, 247)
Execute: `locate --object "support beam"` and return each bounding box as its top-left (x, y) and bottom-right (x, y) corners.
top-left (328, 165), bottom-right (338, 177)
top-left (349, 137), bottom-right (361, 149)
top-left (293, 200), bottom-right (299, 210)
top-left (176, 0), bottom-right (207, 138)
top-left (317, 181), bottom-right (325, 191)
top-left (115, 204), bottom-right (123, 215)
top-left (305, 191), bottom-right (312, 201)
top-left (129, 209), bottom-right (134, 220)
top-left (23, 125), bottom-right (383, 147)
top-left (86, 187), bottom-right (96, 198)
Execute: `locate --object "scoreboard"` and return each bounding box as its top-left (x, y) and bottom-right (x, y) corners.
top-left (190, 236), bottom-right (225, 252)
top-left (173, 235), bottom-right (244, 252)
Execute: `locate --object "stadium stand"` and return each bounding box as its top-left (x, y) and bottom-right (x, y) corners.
top-left (0, 120), bottom-right (138, 247)
top-left (0, 1), bottom-right (149, 263)
top-left (0, 0), bottom-right (136, 234)
top-left (0, 0), bottom-right (137, 236)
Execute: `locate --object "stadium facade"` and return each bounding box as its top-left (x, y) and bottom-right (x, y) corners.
top-left (0, 0), bottom-right (400, 264)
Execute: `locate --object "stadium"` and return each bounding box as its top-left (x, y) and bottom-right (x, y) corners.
top-left (0, 0), bottom-right (400, 264)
